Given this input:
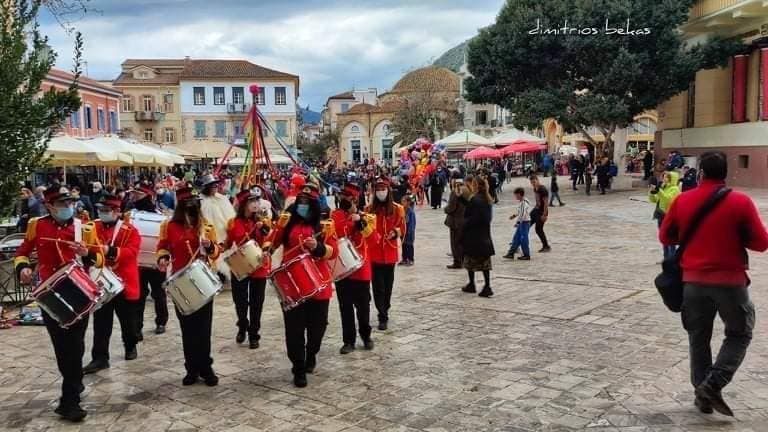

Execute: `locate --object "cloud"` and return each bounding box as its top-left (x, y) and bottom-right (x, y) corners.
top-left (41, 0), bottom-right (504, 109)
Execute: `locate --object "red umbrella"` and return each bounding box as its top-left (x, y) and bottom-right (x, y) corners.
top-left (499, 142), bottom-right (547, 157)
top-left (464, 146), bottom-right (502, 160)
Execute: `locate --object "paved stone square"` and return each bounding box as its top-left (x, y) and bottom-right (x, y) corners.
top-left (3, 177), bottom-right (768, 431)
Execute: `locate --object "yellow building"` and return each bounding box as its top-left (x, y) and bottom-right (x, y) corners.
top-left (113, 59), bottom-right (184, 148)
top-left (656, 0), bottom-right (768, 187)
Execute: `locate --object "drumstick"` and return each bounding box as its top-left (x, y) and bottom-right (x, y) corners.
top-left (40, 238), bottom-right (100, 248)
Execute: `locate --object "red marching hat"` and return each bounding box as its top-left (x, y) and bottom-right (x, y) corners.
top-left (374, 176), bottom-right (391, 188)
top-left (43, 186), bottom-right (75, 204)
top-left (235, 189), bottom-right (261, 207)
top-left (95, 194), bottom-right (123, 210)
top-left (176, 186), bottom-right (201, 203)
top-left (297, 183), bottom-right (320, 201)
top-left (341, 183), bottom-right (361, 199)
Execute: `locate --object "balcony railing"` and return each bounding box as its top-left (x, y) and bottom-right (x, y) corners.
top-left (227, 103), bottom-right (251, 114)
top-left (689, 0), bottom-right (748, 20)
top-left (135, 111), bottom-right (166, 121)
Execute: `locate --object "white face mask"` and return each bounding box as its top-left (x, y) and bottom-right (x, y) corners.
top-left (375, 190), bottom-right (388, 202)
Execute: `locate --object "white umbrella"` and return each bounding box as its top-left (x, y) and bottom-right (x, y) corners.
top-left (437, 130), bottom-right (492, 151)
top-left (132, 142), bottom-right (185, 166)
top-left (492, 128), bottom-right (545, 146)
top-left (87, 136), bottom-right (157, 165)
top-left (45, 135), bottom-right (132, 166)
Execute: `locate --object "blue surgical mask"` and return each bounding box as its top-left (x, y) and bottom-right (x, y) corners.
top-left (296, 204), bottom-right (310, 219)
top-left (54, 205), bottom-right (74, 222)
top-left (99, 211), bottom-right (116, 223)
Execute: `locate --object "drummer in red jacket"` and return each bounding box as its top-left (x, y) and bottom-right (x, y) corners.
top-left (330, 182), bottom-right (376, 354)
top-left (269, 182), bottom-right (338, 388)
top-left (225, 187), bottom-right (272, 349)
top-left (156, 185), bottom-right (221, 387)
top-left (82, 194), bottom-right (142, 375)
top-left (14, 186), bottom-right (104, 422)
top-left (365, 177), bottom-right (406, 331)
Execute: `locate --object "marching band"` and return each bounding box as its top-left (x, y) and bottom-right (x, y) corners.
top-left (13, 173), bottom-right (405, 421)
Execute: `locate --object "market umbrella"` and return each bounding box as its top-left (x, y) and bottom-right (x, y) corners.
top-left (132, 142), bottom-right (185, 166)
top-left (87, 136), bottom-right (157, 165)
top-left (499, 142), bottom-right (547, 157)
top-left (437, 129), bottom-right (492, 152)
top-left (492, 128), bottom-right (545, 147)
top-left (45, 135), bottom-right (132, 166)
top-left (463, 146), bottom-right (501, 160)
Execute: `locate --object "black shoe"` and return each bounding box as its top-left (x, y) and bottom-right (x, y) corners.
top-left (378, 321), bottom-right (388, 331)
top-left (82, 359), bottom-right (109, 375)
top-left (539, 246), bottom-right (551, 253)
top-left (293, 373), bottom-right (308, 388)
top-left (397, 261), bottom-right (407, 266)
top-left (249, 340), bottom-right (259, 349)
top-left (306, 355), bottom-right (317, 374)
top-left (559, 203), bottom-right (565, 207)
top-left (695, 383), bottom-right (734, 417)
top-left (503, 252), bottom-right (515, 259)
top-left (363, 339), bottom-right (374, 350)
top-left (462, 283), bottom-right (477, 293)
top-left (201, 370), bottom-right (219, 387)
top-left (478, 287), bottom-right (494, 298)
top-left (517, 256), bottom-right (531, 261)
top-left (154, 325), bottom-right (165, 335)
top-left (340, 343), bottom-right (355, 354)
top-left (236, 329), bottom-right (246, 344)
top-left (182, 373), bottom-right (199, 386)
top-left (125, 346), bottom-right (138, 361)
top-left (695, 396), bottom-right (714, 414)
top-left (446, 264), bottom-right (462, 269)
top-left (55, 404), bottom-right (87, 422)
top-left (136, 333), bottom-right (144, 342)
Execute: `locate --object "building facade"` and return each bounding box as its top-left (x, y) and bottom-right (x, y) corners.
top-left (45, 68), bottom-right (122, 138)
top-left (336, 103), bottom-right (398, 163)
top-left (321, 88), bottom-right (378, 134)
top-left (114, 58), bottom-right (299, 160)
top-left (113, 59), bottom-right (184, 148)
top-left (656, 0), bottom-right (768, 187)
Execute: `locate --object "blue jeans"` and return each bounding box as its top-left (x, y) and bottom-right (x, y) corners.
top-left (657, 218), bottom-right (677, 259)
top-left (508, 222), bottom-right (530, 257)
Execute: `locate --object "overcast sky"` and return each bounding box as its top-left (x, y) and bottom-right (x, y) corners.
top-left (40, 0), bottom-right (505, 110)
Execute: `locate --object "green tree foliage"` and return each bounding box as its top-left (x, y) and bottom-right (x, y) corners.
top-left (465, 0), bottom-right (744, 156)
top-left (0, 0), bottom-right (83, 217)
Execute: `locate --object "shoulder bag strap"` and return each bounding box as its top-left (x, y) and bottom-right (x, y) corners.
top-left (111, 219), bottom-right (124, 246)
top-left (674, 186), bottom-right (731, 260)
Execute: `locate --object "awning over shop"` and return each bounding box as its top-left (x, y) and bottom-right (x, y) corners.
top-left (437, 130), bottom-right (492, 151)
top-left (499, 142), bottom-right (547, 156)
top-left (492, 128), bottom-right (545, 147)
top-left (45, 135), bottom-right (132, 166)
top-left (174, 140), bottom-right (247, 159)
top-left (463, 146), bottom-right (501, 160)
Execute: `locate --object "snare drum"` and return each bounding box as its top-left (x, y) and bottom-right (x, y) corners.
top-left (32, 262), bottom-right (100, 328)
top-left (269, 253), bottom-right (327, 311)
top-left (164, 259), bottom-right (223, 315)
top-left (130, 210), bottom-right (168, 268)
top-left (329, 237), bottom-right (364, 281)
top-left (225, 240), bottom-right (264, 281)
top-left (89, 266), bottom-right (124, 310)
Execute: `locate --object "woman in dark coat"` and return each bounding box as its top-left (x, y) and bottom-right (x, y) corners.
top-left (595, 158), bottom-right (611, 195)
top-left (460, 176), bottom-right (495, 297)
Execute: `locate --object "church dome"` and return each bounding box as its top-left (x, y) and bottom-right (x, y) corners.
top-left (391, 66), bottom-right (460, 94)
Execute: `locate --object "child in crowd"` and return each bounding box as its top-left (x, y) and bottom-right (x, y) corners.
top-left (549, 175), bottom-right (565, 206)
top-left (504, 188), bottom-right (532, 261)
top-left (399, 194), bottom-right (416, 266)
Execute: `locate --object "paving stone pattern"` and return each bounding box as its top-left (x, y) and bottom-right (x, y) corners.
top-left (3, 177), bottom-right (768, 431)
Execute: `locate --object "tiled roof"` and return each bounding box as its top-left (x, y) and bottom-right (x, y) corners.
top-left (328, 91), bottom-right (355, 100)
top-left (391, 66), bottom-right (460, 94)
top-left (47, 68), bottom-right (122, 95)
top-left (181, 60), bottom-right (298, 80)
top-left (339, 100), bottom-right (403, 116)
top-left (113, 72), bottom-right (181, 86)
top-left (122, 59), bottom-right (186, 67)
top-left (343, 103), bottom-right (378, 114)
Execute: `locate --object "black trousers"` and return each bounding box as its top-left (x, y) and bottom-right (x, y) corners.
top-left (175, 301), bottom-right (214, 375)
top-left (283, 299), bottom-right (329, 375)
top-left (430, 186), bottom-right (443, 208)
top-left (230, 276), bottom-right (266, 341)
top-left (372, 263), bottom-right (395, 323)
top-left (402, 243), bottom-right (414, 261)
top-left (91, 294), bottom-right (138, 362)
top-left (531, 216), bottom-right (550, 249)
top-left (137, 267), bottom-right (168, 334)
top-left (42, 311), bottom-right (88, 407)
top-left (682, 283), bottom-right (755, 390)
top-left (336, 279), bottom-right (372, 345)
top-left (450, 227), bottom-right (464, 266)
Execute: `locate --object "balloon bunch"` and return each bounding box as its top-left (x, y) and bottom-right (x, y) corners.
top-left (397, 137), bottom-right (447, 196)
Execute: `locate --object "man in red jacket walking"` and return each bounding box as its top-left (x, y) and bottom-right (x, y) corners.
top-left (660, 151), bottom-right (768, 416)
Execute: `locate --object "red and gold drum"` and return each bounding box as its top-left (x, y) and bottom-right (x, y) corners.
top-left (269, 253), bottom-right (327, 311)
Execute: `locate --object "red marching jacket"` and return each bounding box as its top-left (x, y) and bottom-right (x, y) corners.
top-left (225, 217), bottom-right (271, 279)
top-left (93, 219), bottom-right (141, 301)
top-left (269, 217), bottom-right (338, 301)
top-left (330, 209), bottom-right (376, 281)
top-left (14, 216), bottom-right (104, 282)
top-left (365, 203), bottom-right (406, 265)
top-left (156, 219), bottom-right (221, 274)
